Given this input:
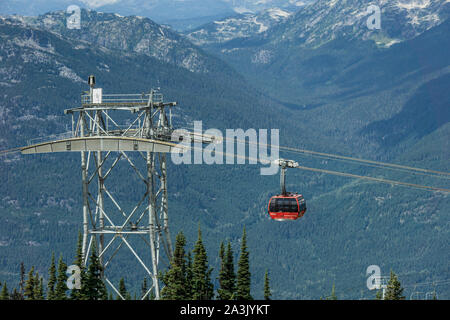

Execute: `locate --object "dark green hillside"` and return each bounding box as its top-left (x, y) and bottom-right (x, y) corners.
top-left (362, 73), bottom-right (450, 147)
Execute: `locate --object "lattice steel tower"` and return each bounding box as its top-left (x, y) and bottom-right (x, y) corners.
top-left (21, 75), bottom-right (200, 299)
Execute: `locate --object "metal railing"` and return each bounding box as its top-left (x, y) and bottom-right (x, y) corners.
top-left (81, 92), bottom-right (164, 105)
top-left (27, 131), bottom-right (73, 146)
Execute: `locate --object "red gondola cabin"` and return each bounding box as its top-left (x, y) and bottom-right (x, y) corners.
top-left (268, 193), bottom-right (306, 221)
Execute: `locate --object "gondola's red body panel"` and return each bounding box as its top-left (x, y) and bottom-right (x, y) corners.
top-left (268, 193), bottom-right (307, 221)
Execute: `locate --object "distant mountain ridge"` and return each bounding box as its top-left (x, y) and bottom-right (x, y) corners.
top-left (204, 0), bottom-right (450, 106)
top-left (0, 0), bottom-right (314, 28)
top-left (2, 9), bottom-right (222, 73)
top-left (207, 0), bottom-right (450, 51)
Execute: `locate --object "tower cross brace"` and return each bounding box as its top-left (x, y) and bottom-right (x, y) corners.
top-left (20, 76), bottom-right (198, 299)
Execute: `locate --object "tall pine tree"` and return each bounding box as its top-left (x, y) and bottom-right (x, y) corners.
top-left (236, 227), bottom-right (252, 300)
top-left (47, 253), bottom-right (57, 300)
top-left (81, 242), bottom-right (108, 300)
top-left (70, 232), bottom-right (86, 300)
top-left (263, 270), bottom-right (271, 300)
top-left (118, 278), bottom-right (131, 300)
top-left (161, 232), bottom-right (189, 300)
top-left (218, 241), bottom-right (236, 300)
top-left (217, 242), bottom-right (227, 299)
top-left (54, 255), bottom-right (68, 300)
top-left (19, 262), bottom-right (25, 300)
top-left (0, 282), bottom-right (9, 300)
top-left (11, 288), bottom-right (21, 300)
top-left (384, 270), bottom-right (405, 300)
top-left (24, 266), bottom-right (36, 300)
top-left (33, 272), bottom-right (45, 300)
top-left (191, 226), bottom-right (214, 300)
top-left (185, 251), bottom-right (193, 299)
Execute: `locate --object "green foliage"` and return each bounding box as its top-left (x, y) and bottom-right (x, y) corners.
top-left (263, 270), bottom-right (271, 300)
top-left (161, 232), bottom-right (190, 300)
top-left (47, 253), bottom-right (57, 300)
top-left (118, 278), bottom-right (131, 300)
top-left (217, 241), bottom-right (236, 300)
top-left (185, 252), bottom-right (194, 299)
top-left (81, 243), bottom-right (108, 300)
top-left (236, 227), bottom-right (252, 300)
top-left (19, 262), bottom-right (25, 300)
top-left (0, 282), bottom-right (9, 300)
top-left (70, 232), bottom-right (86, 300)
top-left (24, 266), bottom-right (36, 300)
top-left (54, 255), bottom-right (68, 300)
top-left (33, 272), bottom-right (45, 300)
top-left (384, 270), bottom-right (405, 300)
top-left (191, 227), bottom-right (214, 300)
top-left (375, 289), bottom-right (383, 300)
top-left (10, 288), bottom-right (21, 300)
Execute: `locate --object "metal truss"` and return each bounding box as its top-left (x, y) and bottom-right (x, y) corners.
top-left (21, 76), bottom-right (184, 299)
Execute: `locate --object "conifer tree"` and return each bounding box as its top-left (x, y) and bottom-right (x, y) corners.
top-left (217, 242), bottom-right (226, 299)
top-left (375, 289), bottom-right (383, 300)
top-left (81, 242), bottom-right (108, 300)
top-left (74, 232), bottom-right (84, 268)
top-left (218, 241), bottom-right (236, 300)
top-left (384, 270), bottom-right (405, 300)
top-left (24, 266), bottom-right (36, 300)
top-left (47, 253), bottom-right (57, 300)
top-left (70, 232), bottom-right (86, 300)
top-left (192, 226), bottom-right (214, 300)
top-left (54, 255), bottom-right (68, 300)
top-left (11, 288), bottom-right (21, 300)
top-left (263, 270), bottom-right (271, 300)
top-left (0, 282), bottom-right (9, 300)
top-left (161, 232), bottom-right (189, 300)
top-left (19, 262), bottom-right (25, 300)
top-left (118, 278), bottom-right (130, 300)
top-left (236, 227), bottom-right (252, 300)
top-left (33, 272), bottom-right (45, 300)
top-left (185, 251), bottom-right (193, 299)
top-left (39, 277), bottom-right (45, 300)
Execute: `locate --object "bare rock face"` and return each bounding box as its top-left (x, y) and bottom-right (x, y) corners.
top-left (4, 10), bottom-right (214, 73)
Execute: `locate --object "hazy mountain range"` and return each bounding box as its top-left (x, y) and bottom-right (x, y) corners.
top-left (0, 0), bottom-right (315, 30)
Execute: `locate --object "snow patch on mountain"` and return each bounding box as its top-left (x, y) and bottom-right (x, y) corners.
top-left (186, 8), bottom-right (292, 46)
top-left (222, 0), bottom-right (314, 13)
top-left (259, 0), bottom-right (450, 49)
top-left (396, 0), bottom-right (431, 10)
